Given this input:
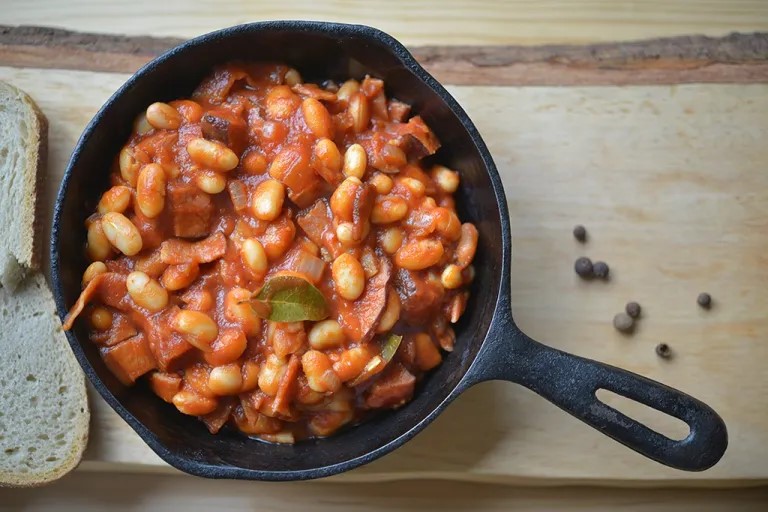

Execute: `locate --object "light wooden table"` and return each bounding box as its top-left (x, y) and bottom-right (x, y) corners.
top-left (2, 1), bottom-right (767, 509)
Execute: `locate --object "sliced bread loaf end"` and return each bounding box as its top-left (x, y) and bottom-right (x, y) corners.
top-left (0, 81), bottom-right (47, 291)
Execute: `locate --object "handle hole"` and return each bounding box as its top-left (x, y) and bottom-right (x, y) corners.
top-left (596, 389), bottom-right (690, 441)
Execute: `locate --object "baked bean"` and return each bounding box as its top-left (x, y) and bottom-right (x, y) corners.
top-left (376, 290), bottom-right (401, 333)
top-left (349, 92), bottom-right (370, 133)
top-left (265, 85), bottom-right (300, 120)
top-left (169, 99), bottom-right (203, 123)
top-left (160, 263), bottom-right (199, 291)
top-left (380, 227), bottom-right (404, 254)
top-left (308, 319), bottom-right (345, 350)
top-left (136, 163), bottom-right (167, 218)
top-left (434, 207), bottom-right (462, 241)
top-left (86, 220), bottom-right (112, 261)
top-left (126, 271), bottom-right (169, 311)
top-left (90, 306), bottom-right (113, 331)
top-left (379, 144), bottom-right (407, 171)
top-left (208, 364), bottom-right (243, 396)
top-left (260, 216), bottom-right (296, 261)
top-left (146, 102), bottom-right (181, 130)
top-left (133, 113), bottom-right (152, 135)
top-left (301, 351), bottom-right (341, 393)
top-left (336, 79), bottom-right (359, 103)
top-left (251, 180), bottom-right (285, 221)
top-left (241, 150), bottom-right (268, 175)
top-left (456, 223), bottom-right (479, 269)
top-left (184, 365), bottom-right (216, 398)
top-left (204, 328), bottom-right (247, 367)
top-left (284, 68), bottom-right (302, 86)
top-left (441, 264), bottom-right (463, 289)
top-left (371, 196), bottom-right (409, 224)
top-left (414, 333), bottom-right (442, 371)
top-left (172, 390), bottom-right (217, 416)
top-left (258, 354), bottom-right (288, 396)
top-left (332, 253), bottom-right (365, 301)
top-left (97, 185), bottom-right (132, 214)
top-left (182, 288), bottom-right (214, 311)
top-left (431, 165), bottom-right (460, 193)
top-left (369, 173), bottom-right (393, 195)
top-left (335, 223), bottom-right (355, 246)
top-left (335, 219), bottom-right (370, 246)
top-left (332, 346), bottom-right (372, 382)
top-left (399, 177), bottom-right (426, 197)
top-left (394, 238), bottom-right (444, 270)
top-left (422, 196), bottom-right (438, 210)
top-left (224, 288), bottom-right (261, 337)
top-left (82, 261), bottom-right (108, 286)
top-left (101, 212), bottom-right (143, 256)
top-left (313, 138), bottom-right (342, 183)
top-left (241, 238), bottom-right (268, 276)
top-left (118, 146), bottom-right (141, 186)
top-left (269, 321), bottom-right (307, 359)
top-left (342, 143), bottom-right (367, 179)
top-left (330, 176), bottom-right (362, 221)
top-left (186, 138), bottom-right (239, 172)
top-left (240, 360), bottom-right (260, 392)
top-left (301, 97), bottom-right (332, 138)
top-left (171, 309), bottom-right (218, 351)
top-left (194, 170), bottom-right (227, 194)
top-left (359, 247), bottom-right (378, 278)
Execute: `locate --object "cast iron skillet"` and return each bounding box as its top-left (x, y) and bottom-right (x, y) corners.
top-left (52, 21), bottom-right (728, 481)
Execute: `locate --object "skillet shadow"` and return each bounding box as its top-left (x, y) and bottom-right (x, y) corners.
top-left (351, 381), bottom-right (506, 476)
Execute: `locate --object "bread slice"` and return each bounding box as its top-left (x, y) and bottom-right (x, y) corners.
top-left (0, 273), bottom-right (90, 487)
top-left (0, 81), bottom-right (47, 292)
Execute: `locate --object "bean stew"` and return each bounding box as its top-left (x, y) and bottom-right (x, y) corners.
top-left (63, 62), bottom-right (478, 443)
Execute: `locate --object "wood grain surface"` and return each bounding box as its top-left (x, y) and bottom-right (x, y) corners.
top-left (1, 25), bottom-right (767, 85)
top-left (1, 64), bottom-right (766, 485)
top-left (4, 0), bottom-right (768, 46)
top-left (2, 472), bottom-right (768, 511)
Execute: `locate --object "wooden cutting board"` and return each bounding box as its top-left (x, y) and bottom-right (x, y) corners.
top-left (1, 27), bottom-right (767, 486)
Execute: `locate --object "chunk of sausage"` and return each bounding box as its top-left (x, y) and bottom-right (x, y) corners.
top-left (365, 364), bottom-right (416, 409)
top-left (101, 334), bottom-right (157, 385)
top-left (338, 253), bottom-right (391, 342)
top-left (394, 268), bottom-right (445, 324)
top-left (160, 232), bottom-right (227, 265)
top-left (201, 107), bottom-right (248, 155)
top-left (167, 182), bottom-right (213, 238)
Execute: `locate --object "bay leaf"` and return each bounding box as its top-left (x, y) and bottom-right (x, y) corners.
top-left (349, 334), bottom-right (403, 386)
top-left (250, 274), bottom-right (328, 322)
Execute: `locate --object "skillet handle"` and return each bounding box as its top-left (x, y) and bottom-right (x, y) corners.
top-left (469, 326), bottom-right (728, 471)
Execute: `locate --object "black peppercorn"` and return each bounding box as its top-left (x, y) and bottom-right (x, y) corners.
top-left (655, 343), bottom-right (672, 359)
top-left (613, 312), bottom-right (634, 333)
top-left (593, 261), bottom-right (610, 279)
top-left (573, 225), bottom-right (587, 242)
top-left (697, 292), bottom-right (712, 308)
top-left (625, 301), bottom-right (641, 318)
top-left (574, 257), bottom-right (593, 278)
